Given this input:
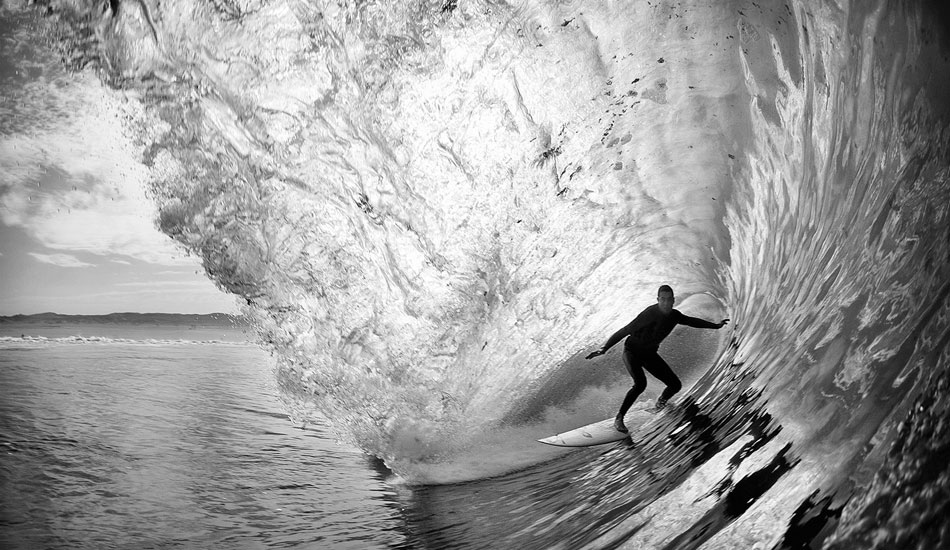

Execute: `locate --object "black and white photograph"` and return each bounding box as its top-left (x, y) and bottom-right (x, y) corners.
top-left (2, 1), bottom-right (949, 548)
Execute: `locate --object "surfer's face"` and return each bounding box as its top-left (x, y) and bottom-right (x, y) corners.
top-left (657, 291), bottom-right (675, 314)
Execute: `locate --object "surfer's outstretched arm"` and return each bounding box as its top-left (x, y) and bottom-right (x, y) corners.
top-left (679, 315), bottom-right (730, 329)
top-left (586, 322), bottom-right (633, 359)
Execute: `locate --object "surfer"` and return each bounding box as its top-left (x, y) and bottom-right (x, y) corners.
top-left (586, 285), bottom-right (729, 433)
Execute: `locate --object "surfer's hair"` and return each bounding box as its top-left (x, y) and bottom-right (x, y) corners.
top-left (658, 284), bottom-right (674, 296)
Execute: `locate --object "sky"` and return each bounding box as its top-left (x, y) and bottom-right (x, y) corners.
top-left (0, 7), bottom-right (238, 315)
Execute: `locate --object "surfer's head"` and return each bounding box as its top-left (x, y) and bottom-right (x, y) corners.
top-left (657, 285), bottom-right (675, 314)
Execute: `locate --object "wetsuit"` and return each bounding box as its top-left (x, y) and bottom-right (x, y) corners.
top-left (602, 305), bottom-right (720, 416)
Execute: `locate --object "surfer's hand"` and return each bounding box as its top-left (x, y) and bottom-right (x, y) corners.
top-left (717, 318), bottom-right (730, 328)
top-left (586, 349), bottom-right (604, 360)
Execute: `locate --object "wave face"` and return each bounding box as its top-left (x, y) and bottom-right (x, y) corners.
top-left (42, 0), bottom-right (949, 546)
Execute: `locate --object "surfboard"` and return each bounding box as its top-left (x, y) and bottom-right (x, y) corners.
top-left (538, 418), bottom-right (630, 447)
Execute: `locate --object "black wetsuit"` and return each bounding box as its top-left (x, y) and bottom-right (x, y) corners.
top-left (603, 305), bottom-right (720, 416)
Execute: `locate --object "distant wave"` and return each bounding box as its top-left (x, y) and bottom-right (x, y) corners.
top-left (0, 335), bottom-right (254, 347)
top-left (0, 312), bottom-right (248, 327)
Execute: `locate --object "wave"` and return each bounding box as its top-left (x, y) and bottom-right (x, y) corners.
top-left (32, 0), bottom-right (950, 545)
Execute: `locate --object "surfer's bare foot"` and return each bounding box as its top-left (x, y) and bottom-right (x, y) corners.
top-left (654, 397), bottom-right (669, 412)
top-left (614, 416), bottom-right (628, 433)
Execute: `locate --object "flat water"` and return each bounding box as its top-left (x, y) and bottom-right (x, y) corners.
top-left (0, 334), bottom-right (408, 549)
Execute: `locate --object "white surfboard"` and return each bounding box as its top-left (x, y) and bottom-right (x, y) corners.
top-left (538, 418), bottom-right (630, 447)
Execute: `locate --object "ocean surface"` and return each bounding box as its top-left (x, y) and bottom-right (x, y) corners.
top-left (5, 0), bottom-right (950, 548)
top-left (0, 325), bottom-right (410, 549)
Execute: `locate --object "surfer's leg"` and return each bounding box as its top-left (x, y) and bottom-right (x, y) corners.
top-left (616, 350), bottom-right (647, 432)
top-left (643, 352), bottom-right (681, 408)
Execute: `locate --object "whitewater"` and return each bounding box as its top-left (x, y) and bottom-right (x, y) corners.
top-left (24, 0), bottom-right (950, 548)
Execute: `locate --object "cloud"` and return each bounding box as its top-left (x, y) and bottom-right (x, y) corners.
top-left (28, 252), bottom-right (95, 268)
top-left (0, 67), bottom-right (194, 266)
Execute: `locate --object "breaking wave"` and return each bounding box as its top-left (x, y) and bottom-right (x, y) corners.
top-left (34, 0), bottom-right (950, 545)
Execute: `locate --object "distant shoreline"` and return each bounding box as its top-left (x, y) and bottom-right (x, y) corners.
top-left (0, 313), bottom-right (248, 327)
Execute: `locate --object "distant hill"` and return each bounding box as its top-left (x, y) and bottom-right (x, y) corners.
top-left (0, 312), bottom-right (248, 327)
